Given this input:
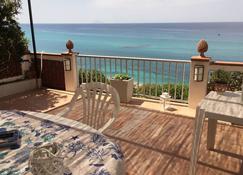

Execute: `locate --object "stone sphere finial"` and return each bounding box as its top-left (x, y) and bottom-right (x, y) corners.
top-left (197, 39), bottom-right (208, 57)
top-left (66, 40), bottom-right (74, 53)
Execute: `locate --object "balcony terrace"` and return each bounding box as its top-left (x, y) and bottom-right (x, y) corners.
top-left (1, 41), bottom-right (243, 175)
top-left (0, 88), bottom-right (242, 175)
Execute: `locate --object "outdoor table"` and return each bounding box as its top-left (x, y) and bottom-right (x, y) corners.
top-left (189, 91), bottom-right (243, 175)
top-left (0, 110), bottom-right (124, 175)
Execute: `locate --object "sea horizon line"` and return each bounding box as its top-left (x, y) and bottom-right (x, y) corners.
top-left (20, 21), bottom-right (243, 25)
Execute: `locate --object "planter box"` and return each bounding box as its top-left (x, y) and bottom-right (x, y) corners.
top-left (110, 78), bottom-right (134, 103)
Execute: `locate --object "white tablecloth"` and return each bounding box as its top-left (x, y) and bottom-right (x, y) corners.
top-left (0, 110), bottom-right (124, 175)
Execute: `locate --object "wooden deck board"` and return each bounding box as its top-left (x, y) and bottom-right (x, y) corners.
top-left (48, 102), bottom-right (243, 175)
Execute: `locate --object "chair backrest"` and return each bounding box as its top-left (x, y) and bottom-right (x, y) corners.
top-left (68, 82), bottom-right (120, 132)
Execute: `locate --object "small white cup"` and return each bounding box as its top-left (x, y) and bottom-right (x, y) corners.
top-left (162, 92), bottom-right (170, 98)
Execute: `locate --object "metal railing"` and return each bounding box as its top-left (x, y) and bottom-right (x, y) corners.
top-left (77, 54), bottom-right (191, 103)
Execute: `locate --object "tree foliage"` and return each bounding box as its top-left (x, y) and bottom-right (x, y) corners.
top-left (0, 0), bottom-right (28, 78)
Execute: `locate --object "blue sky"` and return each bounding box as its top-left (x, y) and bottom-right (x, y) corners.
top-left (18, 0), bottom-right (243, 23)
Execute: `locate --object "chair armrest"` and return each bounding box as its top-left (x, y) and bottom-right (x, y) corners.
top-left (98, 117), bottom-right (115, 133)
top-left (55, 107), bottom-right (71, 118)
top-left (56, 89), bottom-right (80, 118)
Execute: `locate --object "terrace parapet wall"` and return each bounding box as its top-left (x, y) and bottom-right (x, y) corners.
top-left (35, 51), bottom-right (243, 108)
top-left (28, 52), bottom-right (78, 91)
top-left (209, 61), bottom-right (243, 72)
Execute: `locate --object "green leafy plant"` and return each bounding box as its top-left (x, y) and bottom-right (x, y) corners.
top-left (228, 72), bottom-right (243, 91)
top-left (114, 74), bottom-right (131, 80)
top-left (210, 69), bottom-right (230, 84)
top-left (79, 70), bottom-right (189, 100)
top-left (208, 71), bottom-right (243, 92)
top-left (134, 83), bottom-right (189, 100)
top-left (79, 69), bottom-right (109, 84)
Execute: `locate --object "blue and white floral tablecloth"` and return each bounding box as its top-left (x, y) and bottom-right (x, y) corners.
top-left (0, 110), bottom-right (124, 175)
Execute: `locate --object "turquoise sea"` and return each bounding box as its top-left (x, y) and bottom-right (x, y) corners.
top-left (21, 23), bottom-right (243, 86)
top-left (21, 23), bottom-right (243, 62)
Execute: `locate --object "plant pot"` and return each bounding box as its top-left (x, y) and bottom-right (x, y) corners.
top-left (110, 78), bottom-right (134, 103)
top-left (214, 83), bottom-right (228, 93)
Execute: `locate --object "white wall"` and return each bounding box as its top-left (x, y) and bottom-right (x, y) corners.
top-left (0, 79), bottom-right (41, 98)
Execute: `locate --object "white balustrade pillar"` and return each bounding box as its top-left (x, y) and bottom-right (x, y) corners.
top-left (62, 40), bottom-right (79, 92)
top-left (62, 52), bottom-right (79, 92)
top-left (188, 56), bottom-right (211, 108)
top-left (21, 54), bottom-right (32, 75)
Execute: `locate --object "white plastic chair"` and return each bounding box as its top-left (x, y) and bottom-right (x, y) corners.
top-left (57, 82), bottom-right (120, 132)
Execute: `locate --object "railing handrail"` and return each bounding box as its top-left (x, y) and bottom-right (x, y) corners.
top-left (78, 54), bottom-right (191, 63)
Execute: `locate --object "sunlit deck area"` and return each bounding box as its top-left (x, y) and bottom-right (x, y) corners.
top-left (48, 100), bottom-right (243, 175)
top-left (1, 89), bottom-right (242, 175)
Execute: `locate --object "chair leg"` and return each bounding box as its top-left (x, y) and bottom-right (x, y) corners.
top-left (163, 99), bottom-right (166, 111)
top-left (207, 118), bottom-right (217, 150)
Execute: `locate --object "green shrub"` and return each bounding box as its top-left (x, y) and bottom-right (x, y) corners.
top-left (114, 74), bottom-right (131, 80)
top-left (228, 72), bottom-right (243, 91)
top-left (134, 83), bottom-right (189, 100)
top-left (79, 69), bottom-right (109, 84)
top-left (79, 70), bottom-right (189, 100)
top-left (208, 71), bottom-right (243, 92)
top-left (210, 69), bottom-right (230, 84)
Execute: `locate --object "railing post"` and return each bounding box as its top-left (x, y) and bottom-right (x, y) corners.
top-left (188, 56), bottom-right (211, 108)
top-left (62, 40), bottom-right (79, 92)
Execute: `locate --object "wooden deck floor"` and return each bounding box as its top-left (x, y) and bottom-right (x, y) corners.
top-left (49, 103), bottom-right (243, 175)
top-left (1, 89), bottom-right (242, 174)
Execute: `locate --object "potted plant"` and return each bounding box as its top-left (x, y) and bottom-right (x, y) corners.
top-left (110, 74), bottom-right (133, 103)
top-left (210, 69), bottom-right (230, 93)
